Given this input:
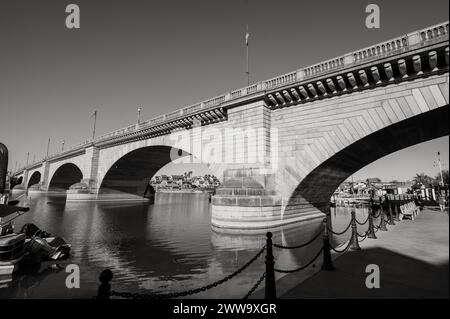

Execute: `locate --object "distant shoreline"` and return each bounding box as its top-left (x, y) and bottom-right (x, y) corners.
top-left (156, 189), bottom-right (212, 194)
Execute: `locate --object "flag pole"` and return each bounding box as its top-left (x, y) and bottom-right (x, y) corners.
top-left (438, 151), bottom-right (444, 186)
top-left (246, 25), bottom-right (250, 86)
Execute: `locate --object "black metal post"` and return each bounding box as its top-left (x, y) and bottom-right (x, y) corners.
top-left (388, 202), bottom-right (396, 225)
top-left (367, 204), bottom-right (377, 239)
top-left (264, 232), bottom-right (277, 299)
top-left (321, 218), bottom-right (335, 270)
top-left (395, 196), bottom-right (401, 221)
top-left (0, 143), bottom-right (8, 196)
top-left (379, 207), bottom-right (388, 231)
top-left (349, 210), bottom-right (361, 250)
top-left (97, 269), bottom-right (113, 300)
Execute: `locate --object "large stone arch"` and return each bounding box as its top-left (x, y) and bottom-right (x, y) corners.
top-left (48, 163), bottom-right (83, 192)
top-left (97, 145), bottom-right (192, 199)
top-left (286, 104), bottom-right (449, 214)
top-left (213, 71), bottom-right (449, 230)
top-left (27, 171), bottom-right (41, 188)
top-left (95, 129), bottom-right (230, 200)
top-left (15, 176), bottom-right (23, 186)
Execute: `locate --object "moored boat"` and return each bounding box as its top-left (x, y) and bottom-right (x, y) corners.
top-left (21, 224), bottom-right (71, 262)
top-left (0, 204), bottom-right (29, 276)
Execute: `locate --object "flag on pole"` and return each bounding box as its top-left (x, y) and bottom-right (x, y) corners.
top-left (245, 25), bottom-right (249, 46)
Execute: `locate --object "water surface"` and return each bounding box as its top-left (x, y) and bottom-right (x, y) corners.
top-left (0, 193), bottom-right (371, 299)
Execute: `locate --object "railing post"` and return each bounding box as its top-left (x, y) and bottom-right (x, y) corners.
top-left (349, 210), bottom-right (361, 250)
top-left (321, 218), bottom-right (335, 270)
top-left (97, 269), bottom-right (113, 300)
top-left (367, 204), bottom-right (377, 239)
top-left (264, 232), bottom-right (277, 299)
top-left (395, 198), bottom-right (401, 221)
top-left (388, 202), bottom-right (396, 225)
top-left (379, 205), bottom-right (388, 231)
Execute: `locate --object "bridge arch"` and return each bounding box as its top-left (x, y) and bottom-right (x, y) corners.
top-left (27, 171), bottom-right (41, 188)
top-left (286, 104), bottom-right (449, 215)
top-left (98, 145), bottom-right (192, 199)
top-left (15, 176), bottom-right (23, 186)
top-left (48, 163), bottom-right (83, 192)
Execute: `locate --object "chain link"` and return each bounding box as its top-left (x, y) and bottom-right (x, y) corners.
top-left (358, 233), bottom-right (369, 243)
top-left (327, 219), bottom-right (352, 235)
top-left (357, 231), bottom-right (368, 238)
top-left (274, 247), bottom-right (323, 273)
top-left (355, 214), bottom-right (370, 225)
top-left (330, 239), bottom-right (352, 254)
top-left (109, 245), bottom-right (266, 299)
top-left (274, 227), bottom-right (323, 250)
top-left (242, 272), bottom-right (266, 299)
top-left (373, 210), bottom-right (382, 218)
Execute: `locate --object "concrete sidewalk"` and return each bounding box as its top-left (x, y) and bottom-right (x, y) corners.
top-left (278, 207), bottom-right (449, 298)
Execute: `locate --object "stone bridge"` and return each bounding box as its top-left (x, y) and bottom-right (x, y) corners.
top-left (13, 21), bottom-right (449, 230)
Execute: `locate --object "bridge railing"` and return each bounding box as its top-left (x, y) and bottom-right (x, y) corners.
top-left (91, 21), bottom-right (448, 145)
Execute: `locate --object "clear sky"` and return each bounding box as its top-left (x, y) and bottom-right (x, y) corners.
top-left (0, 0), bottom-right (448, 181)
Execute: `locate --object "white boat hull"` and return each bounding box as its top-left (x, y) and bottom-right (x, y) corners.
top-left (0, 254), bottom-right (23, 276)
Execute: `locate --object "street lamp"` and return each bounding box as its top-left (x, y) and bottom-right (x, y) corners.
top-left (61, 140), bottom-right (65, 152)
top-left (46, 138), bottom-right (51, 159)
top-left (91, 110), bottom-right (98, 140)
top-left (137, 107), bottom-right (142, 124)
top-left (436, 151), bottom-right (444, 187)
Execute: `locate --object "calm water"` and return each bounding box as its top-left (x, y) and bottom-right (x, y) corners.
top-left (0, 192), bottom-right (372, 299)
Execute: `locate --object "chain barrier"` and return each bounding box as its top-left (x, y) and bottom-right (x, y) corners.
top-left (355, 213), bottom-right (370, 225)
top-left (358, 234), bottom-right (369, 243)
top-left (326, 219), bottom-right (352, 235)
top-left (109, 245), bottom-right (266, 299)
top-left (373, 210), bottom-right (382, 218)
top-left (274, 247), bottom-right (323, 273)
top-left (357, 231), bottom-right (367, 237)
top-left (273, 227), bottom-right (323, 249)
top-left (330, 239), bottom-right (352, 254)
top-left (98, 200), bottom-right (417, 300)
top-left (242, 272), bottom-right (266, 299)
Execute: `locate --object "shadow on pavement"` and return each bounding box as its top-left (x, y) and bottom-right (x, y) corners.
top-left (282, 247), bottom-right (449, 299)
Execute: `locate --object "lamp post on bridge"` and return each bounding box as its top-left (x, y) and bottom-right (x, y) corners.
top-left (26, 152), bottom-right (29, 166)
top-left (46, 138), bottom-right (51, 159)
top-left (91, 110), bottom-right (98, 140)
top-left (137, 107), bottom-right (142, 125)
top-left (61, 140), bottom-right (65, 152)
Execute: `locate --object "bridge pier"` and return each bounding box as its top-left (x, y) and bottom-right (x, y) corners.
top-left (211, 168), bottom-right (325, 232)
top-left (211, 168), bottom-right (282, 231)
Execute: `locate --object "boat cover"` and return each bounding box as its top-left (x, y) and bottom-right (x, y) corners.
top-left (0, 204), bottom-right (29, 218)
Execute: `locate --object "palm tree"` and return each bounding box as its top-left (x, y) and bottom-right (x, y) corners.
top-left (413, 173), bottom-right (435, 187)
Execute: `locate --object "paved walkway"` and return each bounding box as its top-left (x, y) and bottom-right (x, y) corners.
top-left (252, 207), bottom-right (448, 299)
top-left (278, 207), bottom-right (449, 298)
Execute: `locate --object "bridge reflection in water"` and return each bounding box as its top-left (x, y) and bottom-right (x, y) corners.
top-left (0, 192), bottom-right (371, 299)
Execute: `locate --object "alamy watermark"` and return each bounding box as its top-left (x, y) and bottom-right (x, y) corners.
top-left (65, 4), bottom-right (80, 29)
top-left (65, 264), bottom-right (80, 289)
top-left (365, 4), bottom-right (380, 29)
top-left (168, 122), bottom-right (280, 173)
top-left (365, 264), bottom-right (380, 289)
